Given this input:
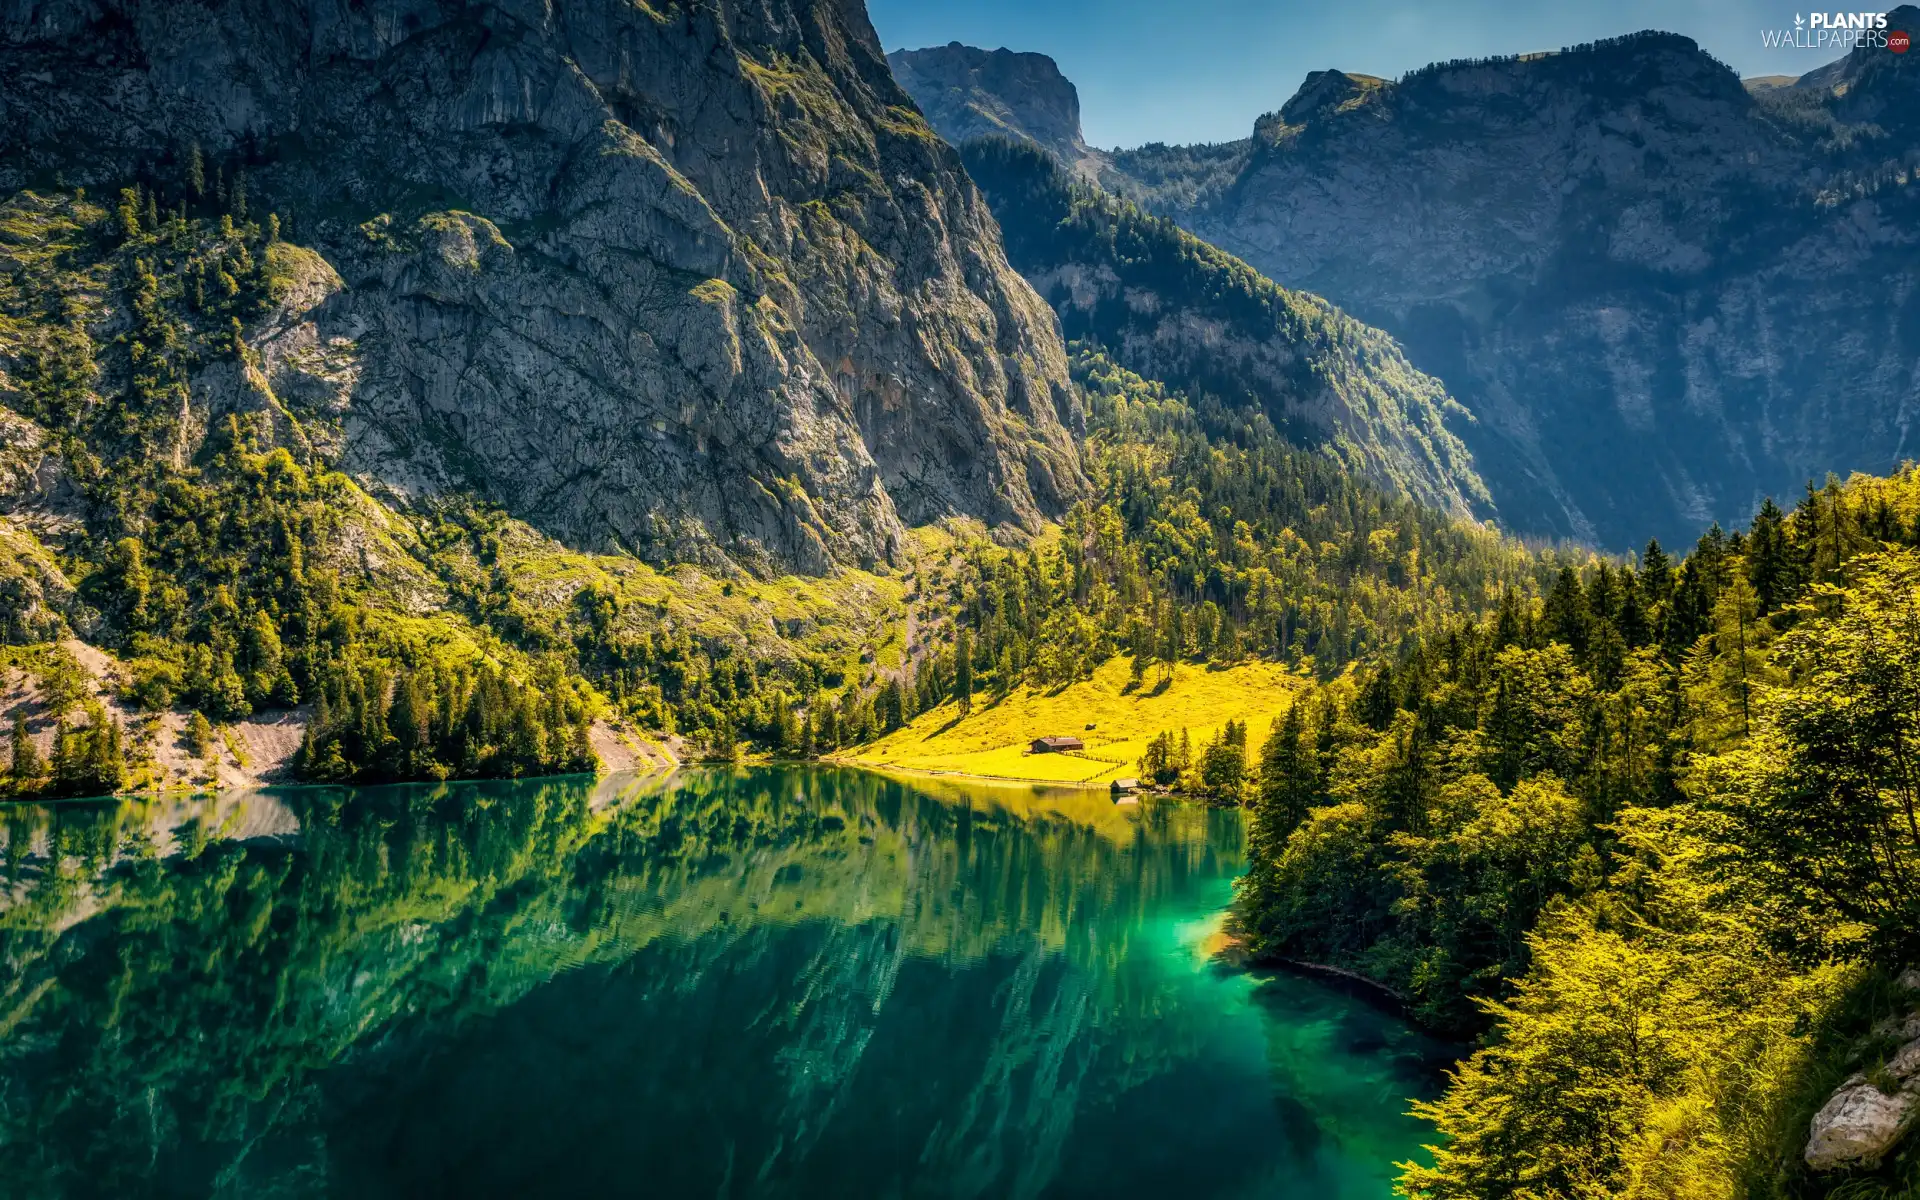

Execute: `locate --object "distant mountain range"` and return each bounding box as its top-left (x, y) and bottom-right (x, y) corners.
top-left (894, 13), bottom-right (1920, 548)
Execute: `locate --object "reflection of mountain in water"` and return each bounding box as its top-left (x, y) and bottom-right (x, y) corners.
top-left (0, 768), bottom-right (1440, 1199)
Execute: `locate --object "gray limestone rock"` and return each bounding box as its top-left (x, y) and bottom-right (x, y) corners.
top-left (1807, 1025), bottom-right (1920, 1171)
top-left (888, 43), bottom-right (1099, 174)
top-left (0, 0), bottom-right (1085, 573)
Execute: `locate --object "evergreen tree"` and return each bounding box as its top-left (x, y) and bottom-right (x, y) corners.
top-left (85, 717), bottom-right (126, 795)
top-left (9, 712), bottom-right (41, 787)
top-left (954, 628), bottom-right (973, 715)
top-left (1746, 497), bottom-right (1795, 613)
top-left (1683, 570), bottom-right (1775, 750)
top-left (1640, 539), bottom-right (1673, 604)
top-left (116, 188), bottom-right (141, 243)
top-left (1253, 704), bottom-right (1319, 857)
top-left (188, 710), bottom-right (215, 761)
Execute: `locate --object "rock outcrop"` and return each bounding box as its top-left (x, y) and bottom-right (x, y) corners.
top-left (1807, 970), bottom-right (1920, 1172)
top-left (888, 43), bottom-right (1100, 174)
top-left (1807, 1041), bottom-right (1920, 1171)
top-left (0, 0), bottom-right (1086, 573)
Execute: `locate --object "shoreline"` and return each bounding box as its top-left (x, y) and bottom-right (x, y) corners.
top-left (820, 755), bottom-right (1125, 791)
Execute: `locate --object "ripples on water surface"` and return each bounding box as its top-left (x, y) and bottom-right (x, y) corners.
top-left (0, 768), bottom-right (1451, 1198)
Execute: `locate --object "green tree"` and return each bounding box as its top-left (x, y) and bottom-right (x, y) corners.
top-left (9, 712), bottom-right (41, 788)
top-left (1197, 719), bottom-right (1247, 801)
top-left (187, 711), bottom-right (216, 761)
top-left (1252, 703), bottom-right (1319, 858)
top-left (954, 627), bottom-right (973, 715)
top-left (1703, 549), bottom-right (1920, 947)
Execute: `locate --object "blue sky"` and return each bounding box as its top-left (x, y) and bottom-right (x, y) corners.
top-left (867, 0), bottom-right (1859, 147)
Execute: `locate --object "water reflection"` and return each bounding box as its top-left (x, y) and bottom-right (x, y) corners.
top-left (0, 768), bottom-right (1446, 1199)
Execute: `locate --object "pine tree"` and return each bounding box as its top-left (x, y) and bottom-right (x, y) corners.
top-left (188, 710), bottom-right (216, 762)
top-left (9, 712), bottom-right (41, 788)
top-left (48, 716), bottom-right (71, 792)
top-left (187, 143), bottom-right (206, 201)
top-left (573, 711), bottom-right (596, 771)
top-left (1640, 539), bottom-right (1674, 604)
top-left (1493, 589), bottom-right (1522, 649)
top-left (1684, 570), bottom-right (1776, 750)
top-left (1746, 497), bottom-right (1794, 613)
top-left (773, 694), bottom-right (798, 755)
top-left (1544, 567), bottom-right (1590, 655)
top-left (86, 718), bottom-right (125, 795)
top-left (116, 187), bottom-right (141, 243)
top-left (1254, 704), bottom-right (1319, 856)
top-left (880, 677), bottom-right (906, 731)
top-left (954, 627), bottom-right (973, 715)
top-left (389, 673), bottom-right (427, 776)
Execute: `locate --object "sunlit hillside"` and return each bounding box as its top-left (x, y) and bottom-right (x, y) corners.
top-left (841, 656), bottom-right (1303, 786)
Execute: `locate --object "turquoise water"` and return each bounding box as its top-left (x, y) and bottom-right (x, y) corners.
top-left (0, 768), bottom-right (1450, 1198)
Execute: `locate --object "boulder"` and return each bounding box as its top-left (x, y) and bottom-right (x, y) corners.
top-left (1807, 1075), bottom-right (1919, 1171)
top-left (1808, 1034), bottom-right (1920, 1170)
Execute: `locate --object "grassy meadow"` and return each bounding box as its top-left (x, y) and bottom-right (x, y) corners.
top-left (840, 655), bottom-right (1303, 786)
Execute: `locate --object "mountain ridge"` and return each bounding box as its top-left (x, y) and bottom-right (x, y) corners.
top-left (895, 20), bottom-right (1920, 549)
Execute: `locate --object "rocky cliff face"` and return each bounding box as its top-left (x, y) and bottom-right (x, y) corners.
top-left (888, 43), bottom-right (1098, 173)
top-left (0, 0), bottom-right (1084, 573)
top-left (1178, 23), bottom-right (1920, 548)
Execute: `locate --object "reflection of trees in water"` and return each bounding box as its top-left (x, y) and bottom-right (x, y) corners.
top-left (1246, 971), bottom-right (1455, 1180)
top-left (0, 769), bottom-right (1252, 1197)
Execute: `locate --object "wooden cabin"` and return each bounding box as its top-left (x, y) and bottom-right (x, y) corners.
top-left (1030, 735), bottom-right (1084, 754)
top-left (1110, 778), bottom-right (1141, 795)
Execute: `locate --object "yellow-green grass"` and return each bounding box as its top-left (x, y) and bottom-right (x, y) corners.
top-left (843, 656), bottom-right (1304, 787)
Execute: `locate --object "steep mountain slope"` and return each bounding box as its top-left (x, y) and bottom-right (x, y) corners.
top-left (959, 138), bottom-right (1490, 519)
top-left (1178, 25), bottom-right (1920, 548)
top-left (0, 0), bottom-right (1084, 573)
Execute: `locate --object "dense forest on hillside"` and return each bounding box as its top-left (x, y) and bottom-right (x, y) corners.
top-left (0, 156), bottom-right (1537, 792)
top-left (0, 169), bottom-right (1566, 791)
top-left (804, 347), bottom-right (1557, 753)
top-left (957, 136), bottom-right (1489, 520)
top-left (1213, 469), bottom-right (1920, 1196)
top-left (0, 178), bottom-right (605, 791)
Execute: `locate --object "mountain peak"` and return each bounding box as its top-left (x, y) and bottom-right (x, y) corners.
top-left (1270, 70), bottom-right (1390, 130)
top-left (888, 43), bottom-right (1092, 165)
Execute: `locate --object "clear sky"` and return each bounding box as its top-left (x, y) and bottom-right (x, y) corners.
top-left (866, 0), bottom-right (1858, 147)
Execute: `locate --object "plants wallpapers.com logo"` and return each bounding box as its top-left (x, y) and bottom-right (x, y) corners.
top-left (1760, 10), bottom-right (1907, 48)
